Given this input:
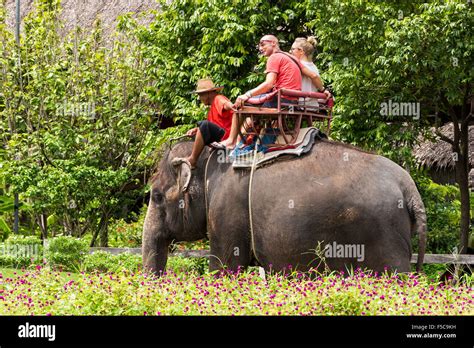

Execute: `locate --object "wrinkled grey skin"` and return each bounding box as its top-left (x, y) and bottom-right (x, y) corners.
top-left (143, 140), bottom-right (426, 275)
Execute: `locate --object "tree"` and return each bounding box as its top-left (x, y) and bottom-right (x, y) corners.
top-left (308, 0), bottom-right (473, 253)
top-left (0, 0), bottom-right (158, 246)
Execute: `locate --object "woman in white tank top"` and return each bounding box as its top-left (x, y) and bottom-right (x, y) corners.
top-left (290, 36), bottom-right (325, 109)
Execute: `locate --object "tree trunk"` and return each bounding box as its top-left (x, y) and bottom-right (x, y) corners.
top-left (457, 121), bottom-right (470, 254)
top-left (90, 227), bottom-right (99, 247)
top-left (38, 212), bottom-right (47, 240)
top-left (91, 211), bottom-right (109, 247)
top-left (99, 213), bottom-right (109, 247)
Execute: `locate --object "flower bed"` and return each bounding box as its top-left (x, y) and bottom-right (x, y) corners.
top-left (0, 268), bottom-right (472, 315)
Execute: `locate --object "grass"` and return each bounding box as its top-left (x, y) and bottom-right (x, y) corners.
top-left (0, 266), bottom-right (472, 316)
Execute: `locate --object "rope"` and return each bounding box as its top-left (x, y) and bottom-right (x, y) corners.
top-left (248, 144), bottom-right (261, 265)
top-left (203, 150), bottom-right (216, 239)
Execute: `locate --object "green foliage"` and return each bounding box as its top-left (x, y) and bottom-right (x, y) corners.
top-left (1, 267), bottom-right (472, 315)
top-left (414, 174), bottom-right (461, 254)
top-left (82, 251), bottom-right (142, 273)
top-left (306, 0), bottom-right (472, 166)
top-left (0, 150), bottom-right (18, 240)
top-left (0, 235), bottom-right (43, 268)
top-left (0, 0), bottom-right (158, 242)
top-left (167, 256), bottom-right (209, 275)
top-left (45, 236), bottom-right (89, 271)
top-left (108, 206), bottom-right (147, 248)
top-left (4, 235), bottom-right (42, 245)
top-left (173, 239), bottom-right (210, 251)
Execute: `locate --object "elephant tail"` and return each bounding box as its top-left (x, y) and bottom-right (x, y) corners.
top-left (407, 190), bottom-right (427, 273)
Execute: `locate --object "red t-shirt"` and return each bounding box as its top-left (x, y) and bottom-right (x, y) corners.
top-left (265, 52), bottom-right (302, 99)
top-left (207, 94), bottom-right (233, 140)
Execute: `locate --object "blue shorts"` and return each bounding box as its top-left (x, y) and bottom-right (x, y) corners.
top-left (253, 93), bottom-right (296, 108)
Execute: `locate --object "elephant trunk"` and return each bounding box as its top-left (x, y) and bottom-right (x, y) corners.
top-left (142, 196), bottom-right (169, 276)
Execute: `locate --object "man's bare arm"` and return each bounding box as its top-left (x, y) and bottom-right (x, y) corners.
top-left (223, 100), bottom-right (235, 111)
top-left (247, 72), bottom-right (277, 97)
top-left (234, 72), bottom-right (277, 108)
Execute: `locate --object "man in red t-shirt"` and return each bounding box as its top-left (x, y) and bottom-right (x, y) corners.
top-left (235, 35), bottom-right (325, 107)
top-left (220, 35), bottom-right (327, 149)
top-left (179, 79), bottom-right (234, 169)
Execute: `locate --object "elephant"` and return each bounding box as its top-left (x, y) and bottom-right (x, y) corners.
top-left (142, 139), bottom-right (427, 276)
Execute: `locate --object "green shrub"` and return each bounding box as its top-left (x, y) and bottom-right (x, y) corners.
top-left (172, 239), bottom-right (210, 251)
top-left (4, 235), bottom-right (42, 245)
top-left (3, 268), bottom-right (472, 315)
top-left (414, 175), bottom-right (461, 254)
top-left (167, 256), bottom-right (209, 275)
top-left (82, 251), bottom-right (117, 273)
top-left (108, 207), bottom-right (146, 248)
top-left (0, 235), bottom-right (43, 268)
top-left (84, 252), bottom-right (209, 274)
top-left (82, 251), bottom-right (142, 273)
top-left (421, 264), bottom-right (450, 282)
top-left (45, 236), bottom-right (89, 271)
top-left (114, 253), bottom-right (143, 272)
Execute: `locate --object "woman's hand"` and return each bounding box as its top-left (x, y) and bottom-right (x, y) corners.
top-left (323, 89), bottom-right (332, 100)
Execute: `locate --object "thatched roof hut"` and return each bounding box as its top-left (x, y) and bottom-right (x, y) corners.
top-left (413, 123), bottom-right (474, 187)
top-left (4, 0), bottom-right (160, 37)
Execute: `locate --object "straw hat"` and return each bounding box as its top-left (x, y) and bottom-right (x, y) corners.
top-left (192, 78), bottom-right (224, 94)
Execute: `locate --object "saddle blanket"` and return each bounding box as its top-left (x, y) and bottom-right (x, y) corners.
top-left (230, 127), bottom-right (326, 169)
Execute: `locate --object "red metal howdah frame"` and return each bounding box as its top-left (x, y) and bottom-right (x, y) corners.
top-left (236, 89), bottom-right (334, 147)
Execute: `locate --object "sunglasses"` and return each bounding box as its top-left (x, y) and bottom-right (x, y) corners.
top-left (258, 40), bottom-right (274, 47)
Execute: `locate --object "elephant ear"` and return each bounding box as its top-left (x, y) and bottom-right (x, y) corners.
top-left (171, 157), bottom-right (192, 192)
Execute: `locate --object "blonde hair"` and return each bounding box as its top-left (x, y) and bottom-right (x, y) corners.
top-left (294, 36), bottom-right (318, 58)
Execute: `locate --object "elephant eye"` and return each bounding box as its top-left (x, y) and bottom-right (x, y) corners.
top-left (152, 190), bottom-right (164, 203)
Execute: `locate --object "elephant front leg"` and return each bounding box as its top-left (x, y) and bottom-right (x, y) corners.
top-left (142, 198), bottom-right (169, 276)
top-left (207, 182), bottom-right (252, 273)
